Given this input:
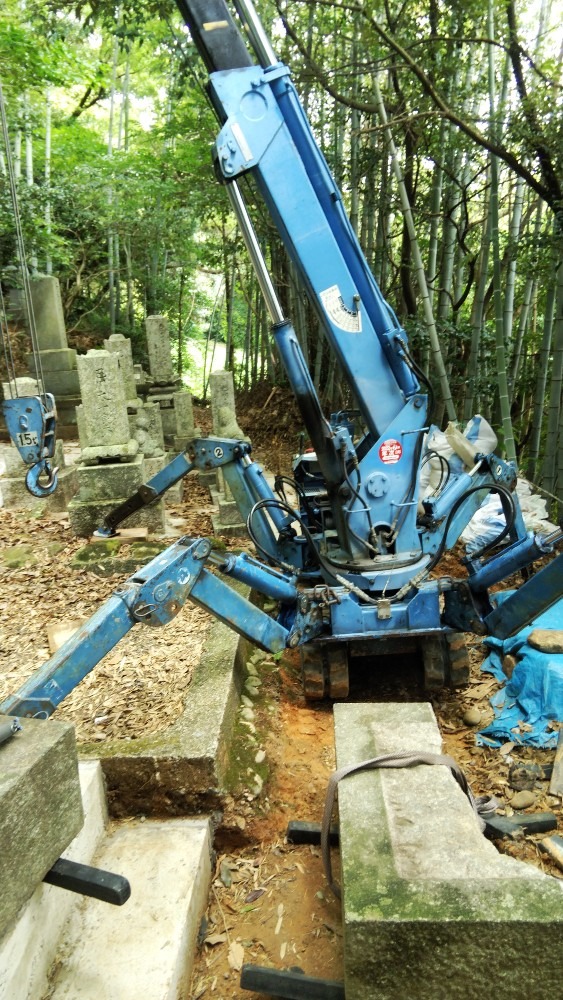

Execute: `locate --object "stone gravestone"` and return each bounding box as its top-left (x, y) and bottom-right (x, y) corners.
top-left (27, 275), bottom-right (81, 437)
top-left (68, 350), bottom-right (164, 536)
top-left (173, 391), bottom-right (199, 452)
top-left (145, 316), bottom-right (182, 442)
top-left (208, 370), bottom-right (248, 536)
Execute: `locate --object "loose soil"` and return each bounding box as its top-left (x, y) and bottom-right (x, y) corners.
top-left (0, 395), bottom-right (561, 998)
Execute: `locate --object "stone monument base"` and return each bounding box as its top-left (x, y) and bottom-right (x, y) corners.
top-left (68, 453), bottom-right (165, 536)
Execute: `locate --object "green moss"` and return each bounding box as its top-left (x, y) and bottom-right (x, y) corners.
top-left (1, 545), bottom-right (37, 568)
top-left (128, 541), bottom-right (167, 559)
top-left (72, 540), bottom-right (123, 564)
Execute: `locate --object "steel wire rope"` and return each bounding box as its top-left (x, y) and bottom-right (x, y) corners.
top-left (0, 78), bottom-right (46, 402)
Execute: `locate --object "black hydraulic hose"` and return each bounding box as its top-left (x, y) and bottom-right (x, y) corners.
top-left (425, 482), bottom-right (517, 576)
top-left (421, 450), bottom-right (451, 495)
top-left (274, 474), bottom-right (322, 531)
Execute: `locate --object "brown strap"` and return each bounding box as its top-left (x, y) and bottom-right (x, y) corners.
top-left (322, 751), bottom-right (486, 899)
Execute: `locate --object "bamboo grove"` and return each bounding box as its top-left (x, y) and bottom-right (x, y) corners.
top-left (0, 0), bottom-right (562, 509)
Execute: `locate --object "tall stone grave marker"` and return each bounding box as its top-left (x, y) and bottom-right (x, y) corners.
top-left (27, 275), bottom-right (81, 436)
top-left (145, 315), bottom-right (182, 442)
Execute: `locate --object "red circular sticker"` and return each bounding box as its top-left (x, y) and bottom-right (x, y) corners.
top-left (379, 438), bottom-right (403, 464)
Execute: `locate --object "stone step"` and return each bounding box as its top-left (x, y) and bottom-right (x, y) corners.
top-left (0, 760), bottom-right (106, 999)
top-left (334, 702), bottom-right (563, 1000)
top-left (44, 817), bottom-right (211, 1000)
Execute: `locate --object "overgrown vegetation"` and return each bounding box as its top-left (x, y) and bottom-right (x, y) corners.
top-left (1, 0), bottom-right (561, 508)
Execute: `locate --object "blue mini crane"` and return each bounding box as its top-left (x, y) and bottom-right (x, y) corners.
top-left (2, 0), bottom-right (561, 719)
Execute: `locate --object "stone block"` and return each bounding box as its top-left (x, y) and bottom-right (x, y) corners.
top-left (198, 469), bottom-right (218, 492)
top-left (68, 495), bottom-right (165, 537)
top-left (2, 376), bottom-right (41, 400)
top-left (52, 397), bottom-right (80, 429)
top-left (75, 452), bottom-right (145, 503)
top-left (334, 702), bottom-right (563, 1000)
top-left (217, 495), bottom-right (245, 526)
top-left (0, 762), bottom-right (107, 1000)
top-left (89, 605), bottom-right (248, 816)
top-left (143, 455), bottom-right (166, 481)
top-left (0, 466), bottom-right (77, 513)
top-left (104, 333), bottom-right (137, 401)
top-left (44, 369), bottom-right (81, 397)
top-left (26, 348), bottom-right (77, 373)
top-left (209, 370), bottom-right (235, 432)
top-left (29, 275), bottom-right (68, 351)
top-left (0, 715), bottom-right (83, 939)
top-left (143, 401), bottom-right (165, 450)
top-left (142, 454), bottom-right (184, 503)
top-left (148, 392), bottom-right (177, 439)
top-left (211, 513), bottom-right (247, 538)
top-left (173, 390), bottom-right (197, 444)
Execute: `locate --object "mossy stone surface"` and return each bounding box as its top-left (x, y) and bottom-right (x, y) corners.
top-left (335, 703), bottom-right (563, 1000)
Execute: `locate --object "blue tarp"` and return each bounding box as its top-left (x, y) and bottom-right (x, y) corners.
top-left (477, 592), bottom-right (563, 748)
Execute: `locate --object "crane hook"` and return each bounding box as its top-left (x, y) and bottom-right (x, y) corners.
top-left (25, 459), bottom-right (59, 498)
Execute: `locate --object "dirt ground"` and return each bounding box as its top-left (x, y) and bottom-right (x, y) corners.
top-left (0, 397), bottom-right (561, 998)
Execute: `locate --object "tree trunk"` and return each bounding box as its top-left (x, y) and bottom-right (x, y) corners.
top-left (487, 1), bottom-right (516, 462)
top-left (372, 73), bottom-right (455, 421)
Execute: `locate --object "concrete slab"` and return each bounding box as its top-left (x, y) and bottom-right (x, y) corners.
top-left (0, 716), bottom-right (83, 940)
top-left (0, 761), bottom-right (107, 999)
top-left (47, 818), bottom-right (211, 1000)
top-left (86, 609), bottom-right (247, 817)
top-left (334, 702), bottom-right (563, 1000)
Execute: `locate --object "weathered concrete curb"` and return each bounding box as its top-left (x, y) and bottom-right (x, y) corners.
top-left (82, 594), bottom-right (249, 817)
top-left (0, 716), bottom-right (83, 940)
top-left (0, 761), bottom-right (106, 998)
top-left (47, 818), bottom-right (212, 1000)
top-left (335, 702), bottom-right (563, 1000)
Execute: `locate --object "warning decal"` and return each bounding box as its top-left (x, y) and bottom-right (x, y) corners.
top-left (379, 438), bottom-right (403, 464)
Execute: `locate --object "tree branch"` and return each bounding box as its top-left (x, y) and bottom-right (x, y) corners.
top-left (279, 0), bottom-right (559, 212)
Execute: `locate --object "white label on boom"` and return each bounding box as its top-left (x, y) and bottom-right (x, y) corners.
top-left (320, 285), bottom-right (362, 333)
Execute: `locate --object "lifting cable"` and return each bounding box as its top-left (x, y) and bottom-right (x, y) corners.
top-left (0, 78), bottom-right (47, 402)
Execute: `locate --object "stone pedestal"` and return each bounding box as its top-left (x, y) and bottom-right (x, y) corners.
top-left (68, 452), bottom-right (165, 536)
top-left (0, 715), bottom-right (83, 940)
top-left (2, 376), bottom-right (42, 399)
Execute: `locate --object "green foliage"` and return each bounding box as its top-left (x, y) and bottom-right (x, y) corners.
top-left (0, 0), bottom-right (561, 486)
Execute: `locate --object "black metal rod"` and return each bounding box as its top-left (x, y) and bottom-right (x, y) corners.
top-left (43, 858), bottom-right (131, 906)
top-left (240, 964), bottom-right (345, 1000)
